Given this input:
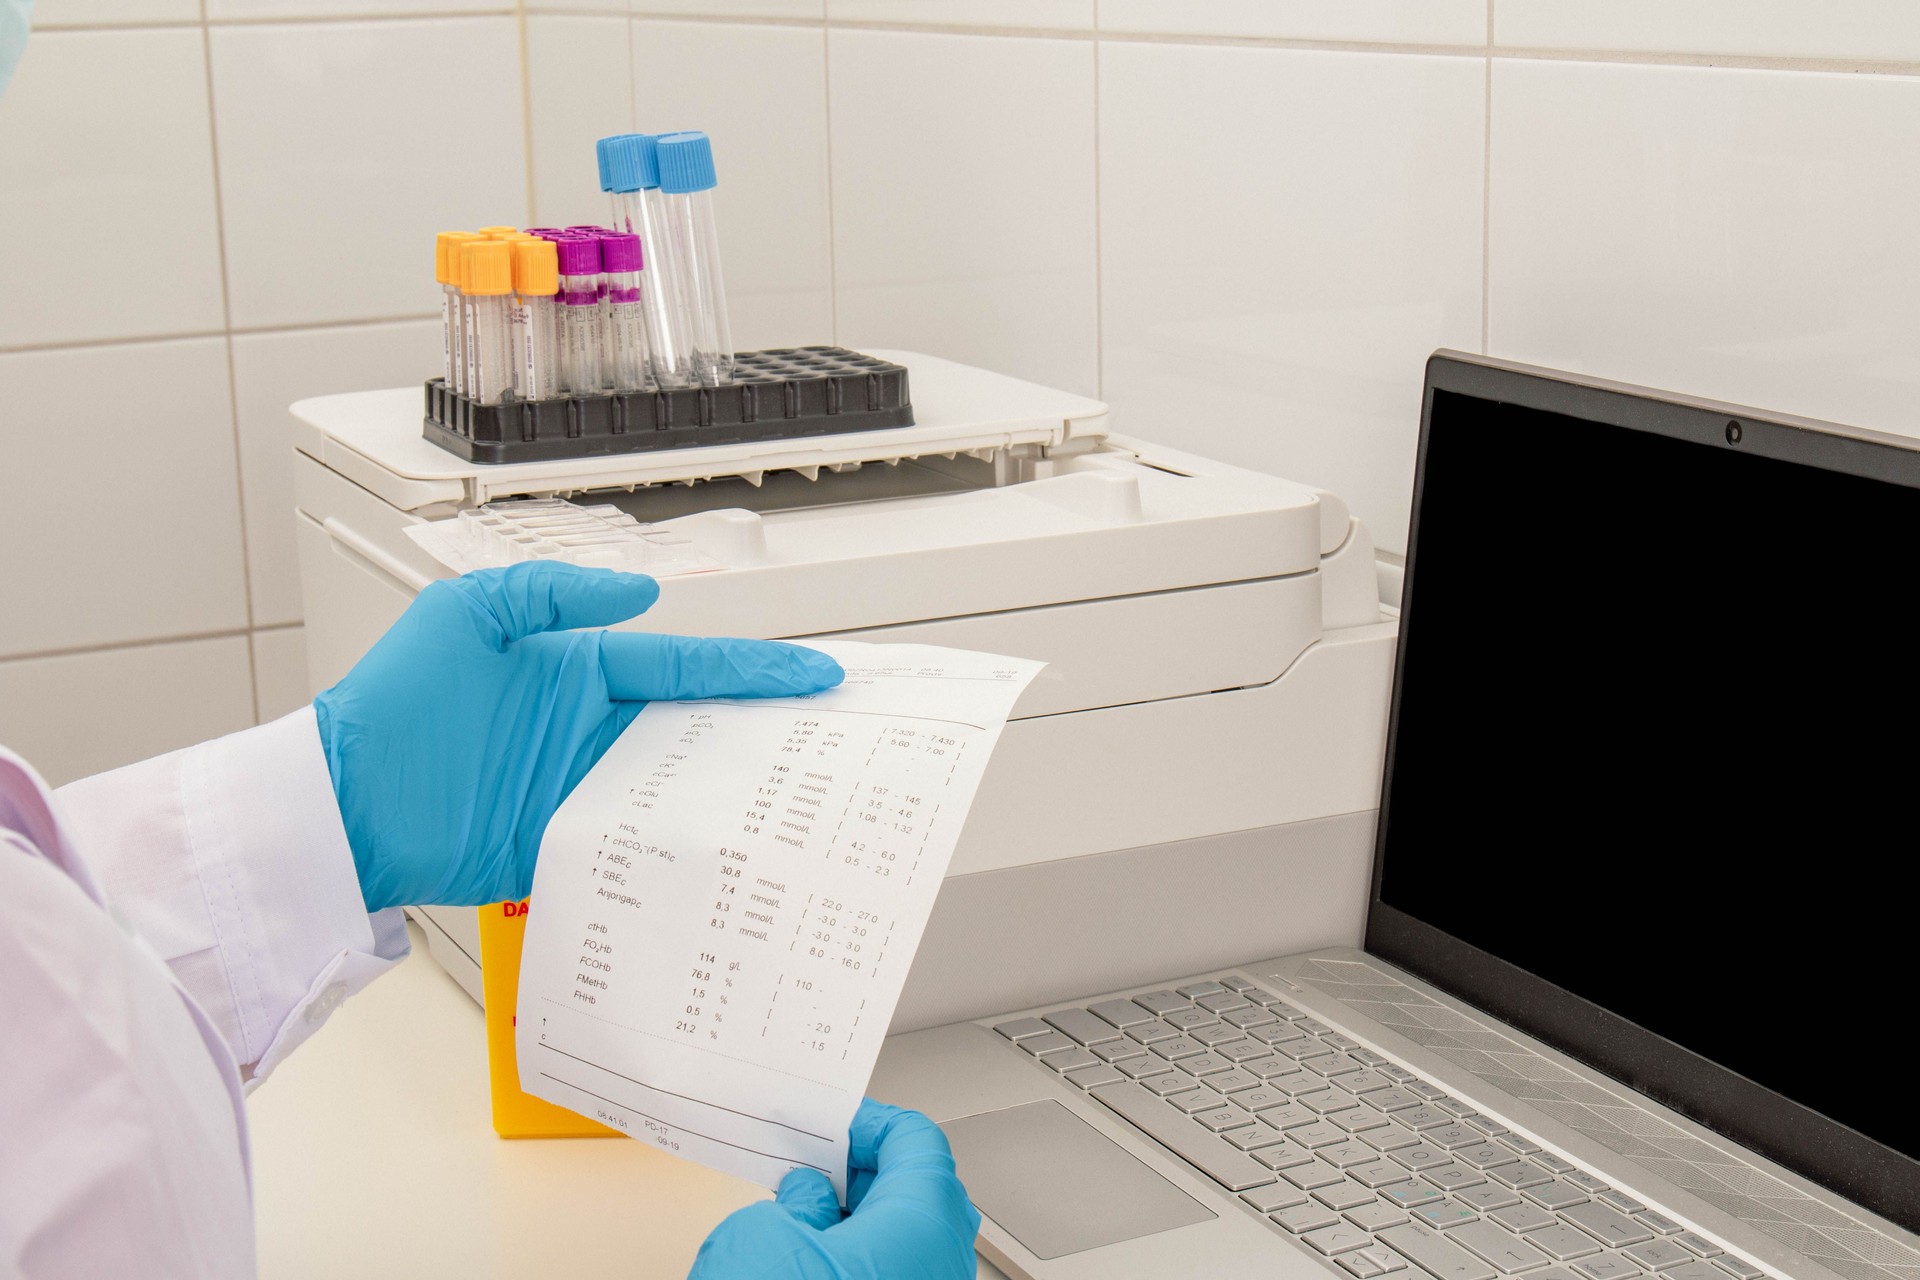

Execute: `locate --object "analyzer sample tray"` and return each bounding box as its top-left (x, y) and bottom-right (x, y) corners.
top-left (424, 346), bottom-right (913, 464)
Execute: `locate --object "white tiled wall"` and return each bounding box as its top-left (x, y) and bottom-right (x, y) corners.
top-left (4, 2), bottom-right (1918, 784)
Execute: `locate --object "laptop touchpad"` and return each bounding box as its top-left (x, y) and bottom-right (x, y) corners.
top-left (942, 1100), bottom-right (1215, 1259)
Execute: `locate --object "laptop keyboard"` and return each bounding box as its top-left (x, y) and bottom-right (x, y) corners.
top-left (993, 976), bottom-right (1769, 1280)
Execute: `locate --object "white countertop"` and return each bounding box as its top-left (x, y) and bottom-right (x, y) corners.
top-left (248, 922), bottom-right (1007, 1279)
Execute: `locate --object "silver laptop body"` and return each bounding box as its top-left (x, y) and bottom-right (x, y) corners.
top-left (872, 353), bottom-right (1920, 1280)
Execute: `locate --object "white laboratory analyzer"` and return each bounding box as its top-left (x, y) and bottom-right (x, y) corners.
top-left (290, 351), bottom-right (1398, 1033)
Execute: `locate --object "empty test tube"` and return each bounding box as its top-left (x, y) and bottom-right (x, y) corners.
top-left (600, 233), bottom-right (649, 391)
top-left (654, 131), bottom-right (734, 386)
top-left (435, 231), bottom-right (481, 393)
top-left (461, 240), bottom-right (515, 405)
top-left (509, 238), bottom-right (560, 401)
top-left (604, 133), bottom-right (694, 389)
top-left (555, 236), bottom-right (603, 396)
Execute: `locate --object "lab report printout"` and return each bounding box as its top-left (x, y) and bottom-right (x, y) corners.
top-left (516, 641), bottom-right (1044, 1197)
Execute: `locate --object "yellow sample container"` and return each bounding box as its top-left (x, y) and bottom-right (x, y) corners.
top-left (477, 898), bottom-right (620, 1138)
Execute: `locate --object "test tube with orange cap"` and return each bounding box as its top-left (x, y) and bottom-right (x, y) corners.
top-left (461, 240), bottom-right (516, 405)
top-left (508, 238), bottom-right (560, 402)
top-left (436, 232), bottom-right (482, 394)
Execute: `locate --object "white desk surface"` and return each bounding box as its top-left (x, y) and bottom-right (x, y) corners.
top-left (249, 923), bottom-right (1008, 1279)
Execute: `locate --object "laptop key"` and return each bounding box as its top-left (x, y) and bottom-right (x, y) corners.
top-left (1360, 1123), bottom-right (1423, 1152)
top-left (1299, 1090), bottom-right (1361, 1115)
top-left (1088, 1082), bottom-right (1275, 1191)
top-left (1133, 990), bottom-right (1189, 1015)
top-left (1170, 1090), bottom-right (1221, 1114)
top-left (1261, 1102), bottom-right (1318, 1129)
top-left (1398, 1106), bottom-right (1454, 1131)
top-left (1672, 1234), bottom-right (1720, 1258)
top-left (1380, 1222), bottom-right (1499, 1280)
top-left (1278, 1038), bottom-right (1337, 1061)
top-left (1489, 1201), bottom-right (1556, 1233)
top-left (1127, 1021), bottom-right (1182, 1045)
top-left (1333, 1108), bottom-right (1391, 1134)
top-left (1243, 1057), bottom-right (1302, 1081)
top-left (1305, 1225), bottom-right (1375, 1255)
top-left (1572, 1254), bottom-right (1641, 1280)
top-left (1193, 1106), bottom-right (1256, 1133)
top-left (1063, 1064), bottom-right (1124, 1089)
top-left (992, 1017), bottom-right (1051, 1040)
top-left (1290, 1122), bottom-right (1348, 1148)
top-left (1176, 981), bottom-right (1226, 998)
top-left (1345, 1245), bottom-right (1413, 1278)
top-left (1252, 1022), bottom-right (1310, 1045)
top-left (1655, 1266), bottom-right (1722, 1280)
top-left (1234, 1086), bottom-right (1291, 1111)
top-left (1467, 1115), bottom-right (1511, 1137)
top-left (1564, 1172), bottom-right (1609, 1194)
top-left (1525, 1179), bottom-right (1591, 1211)
top-left (1428, 1124), bottom-right (1485, 1150)
top-left (1353, 1161), bottom-right (1411, 1188)
top-left (1529, 1225), bottom-right (1603, 1261)
top-left (1452, 1220), bottom-right (1552, 1274)
top-left (1192, 1024), bottom-right (1245, 1046)
top-left (1165, 1008), bottom-right (1219, 1032)
top-left (1256, 1144), bottom-right (1316, 1171)
top-left (1712, 1260), bottom-right (1762, 1280)
top-left (1218, 1040), bottom-right (1272, 1063)
top-left (1489, 1161), bottom-right (1554, 1190)
top-left (1044, 1008), bottom-right (1122, 1045)
top-left (1016, 1031), bottom-right (1076, 1056)
top-left (1177, 1053), bottom-right (1233, 1077)
top-left (1623, 1242), bottom-right (1694, 1271)
top-left (1598, 1191), bottom-right (1646, 1214)
top-left (1325, 1034), bottom-right (1361, 1052)
top-left (1410, 1081), bottom-right (1448, 1099)
top-left (1635, 1214), bottom-right (1682, 1237)
top-left (1369, 1088), bottom-right (1424, 1112)
top-left (1425, 1163), bottom-right (1486, 1192)
top-left (1307, 1053), bottom-right (1368, 1078)
top-left (1196, 991), bottom-right (1251, 1013)
top-left (1457, 1185), bottom-right (1522, 1213)
top-left (1243, 1185), bottom-right (1309, 1214)
top-left (1044, 1048), bottom-right (1100, 1073)
top-left (1337, 1069), bottom-right (1395, 1095)
top-left (1119, 1056), bottom-right (1174, 1079)
top-left (1205, 1068), bottom-right (1259, 1094)
top-left (1091, 1039), bottom-right (1148, 1063)
top-left (1562, 1202), bottom-right (1653, 1248)
top-left (1535, 1153), bottom-right (1574, 1174)
top-left (1382, 1182), bottom-right (1446, 1210)
top-left (1089, 998), bottom-right (1155, 1028)
top-left (1140, 1073), bottom-right (1199, 1097)
top-left (1349, 1201), bottom-right (1413, 1231)
top-left (1390, 1143), bottom-right (1452, 1172)
top-left (1321, 1140), bottom-right (1381, 1168)
top-left (1152, 1036), bottom-right (1206, 1061)
top-left (1221, 975), bottom-right (1258, 991)
top-left (1316, 1183), bottom-right (1381, 1212)
top-left (1245, 989), bottom-right (1291, 1008)
top-left (1440, 1098), bottom-right (1480, 1118)
top-left (1275, 1203), bottom-right (1342, 1234)
top-left (1414, 1200), bottom-right (1480, 1230)
top-left (1226, 1125), bottom-right (1291, 1151)
top-left (1456, 1143), bottom-right (1521, 1170)
top-left (1224, 1005), bottom-right (1281, 1029)
top-left (1283, 1160), bottom-right (1351, 1191)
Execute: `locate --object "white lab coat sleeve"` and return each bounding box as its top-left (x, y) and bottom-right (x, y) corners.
top-left (55, 706), bottom-right (409, 1088)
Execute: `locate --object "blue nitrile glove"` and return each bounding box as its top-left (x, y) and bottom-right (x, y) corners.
top-left (313, 562), bottom-right (843, 912)
top-left (689, 1099), bottom-right (981, 1280)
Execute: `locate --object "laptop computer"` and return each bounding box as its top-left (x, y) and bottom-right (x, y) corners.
top-left (870, 350), bottom-right (1920, 1280)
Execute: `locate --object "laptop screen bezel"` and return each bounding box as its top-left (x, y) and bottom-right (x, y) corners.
top-left (1364, 350), bottom-right (1920, 1233)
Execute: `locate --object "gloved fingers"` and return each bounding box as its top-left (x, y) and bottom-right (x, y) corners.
top-left (845, 1101), bottom-right (969, 1207)
top-left (599, 633), bottom-right (844, 703)
top-left (444, 563), bottom-right (660, 650)
top-left (773, 1168), bottom-right (843, 1231)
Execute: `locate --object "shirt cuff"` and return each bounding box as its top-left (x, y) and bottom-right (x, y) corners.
top-left (58, 707), bottom-right (409, 1087)
top-left (185, 707), bottom-right (410, 1086)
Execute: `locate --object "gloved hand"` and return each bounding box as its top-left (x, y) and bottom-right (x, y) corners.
top-left (314, 562), bottom-right (843, 912)
top-left (689, 1099), bottom-right (981, 1280)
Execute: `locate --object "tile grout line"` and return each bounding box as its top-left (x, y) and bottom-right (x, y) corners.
top-left (1481, 0), bottom-right (1493, 356)
top-left (0, 314), bottom-right (444, 358)
top-left (197, 0), bottom-right (261, 725)
top-left (1090, 21), bottom-right (1104, 401)
top-left (822, 19), bottom-right (839, 347)
top-left (516, 0), bottom-right (538, 224)
top-left (2, 626), bottom-right (268, 668)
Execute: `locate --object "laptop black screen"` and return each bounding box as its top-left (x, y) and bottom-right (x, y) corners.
top-left (1368, 356), bottom-right (1920, 1231)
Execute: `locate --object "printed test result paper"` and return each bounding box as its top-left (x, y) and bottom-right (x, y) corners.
top-left (516, 640), bottom-right (1044, 1197)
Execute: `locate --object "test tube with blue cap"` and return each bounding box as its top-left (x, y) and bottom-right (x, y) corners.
top-left (603, 133), bottom-right (694, 389)
top-left (654, 130), bottom-right (735, 386)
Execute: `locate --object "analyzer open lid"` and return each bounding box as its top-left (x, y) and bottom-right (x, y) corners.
top-left (291, 350), bottom-right (1112, 513)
